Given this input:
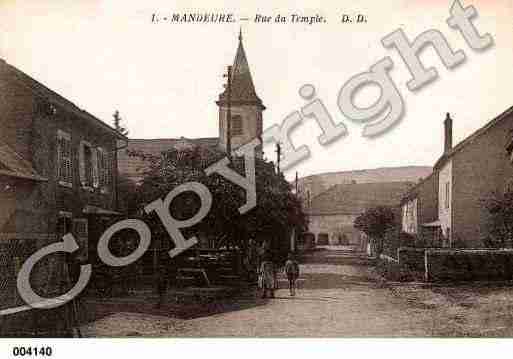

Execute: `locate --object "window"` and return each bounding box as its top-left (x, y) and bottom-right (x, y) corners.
top-left (79, 141), bottom-right (99, 188)
top-left (84, 145), bottom-right (93, 185)
top-left (231, 115), bottom-right (243, 136)
top-left (97, 147), bottom-right (111, 191)
top-left (57, 130), bottom-right (72, 187)
top-left (445, 181), bottom-right (450, 209)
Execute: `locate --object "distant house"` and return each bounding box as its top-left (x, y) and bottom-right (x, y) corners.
top-left (306, 182), bottom-right (413, 247)
top-left (401, 108), bottom-right (513, 248)
top-left (0, 59), bottom-right (126, 307)
top-left (400, 171), bottom-right (439, 246)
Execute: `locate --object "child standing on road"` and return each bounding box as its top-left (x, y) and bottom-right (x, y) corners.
top-left (284, 253), bottom-right (300, 296)
top-left (259, 253), bottom-right (276, 299)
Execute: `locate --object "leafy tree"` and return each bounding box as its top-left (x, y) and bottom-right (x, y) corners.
top-left (483, 189), bottom-right (513, 248)
top-left (354, 205), bottom-right (397, 255)
top-left (127, 145), bottom-right (307, 263)
top-left (112, 110), bottom-right (129, 137)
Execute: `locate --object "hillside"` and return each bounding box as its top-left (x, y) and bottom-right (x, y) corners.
top-left (296, 166), bottom-right (432, 201)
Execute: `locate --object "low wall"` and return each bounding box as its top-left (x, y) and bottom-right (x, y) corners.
top-left (379, 247), bottom-right (513, 282)
top-left (425, 249), bottom-right (513, 282)
top-left (397, 247), bottom-right (426, 273)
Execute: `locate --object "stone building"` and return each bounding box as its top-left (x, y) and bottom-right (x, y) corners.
top-left (400, 108), bottom-right (513, 248)
top-left (434, 109), bottom-right (513, 247)
top-left (118, 32), bottom-right (265, 183)
top-left (0, 58), bottom-right (126, 309)
top-left (306, 181), bottom-right (413, 247)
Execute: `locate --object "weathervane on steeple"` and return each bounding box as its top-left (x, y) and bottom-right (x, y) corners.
top-left (239, 27), bottom-right (243, 42)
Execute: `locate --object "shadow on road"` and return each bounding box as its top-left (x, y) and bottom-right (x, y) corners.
top-left (297, 273), bottom-right (378, 290)
top-left (83, 288), bottom-right (270, 321)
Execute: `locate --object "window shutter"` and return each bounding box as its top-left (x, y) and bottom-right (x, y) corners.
top-left (57, 138), bottom-right (63, 180)
top-left (231, 115), bottom-right (243, 136)
top-left (104, 150), bottom-right (111, 186)
top-left (79, 141), bottom-right (86, 186)
top-left (92, 147), bottom-right (99, 188)
top-left (64, 139), bottom-right (72, 184)
top-left (57, 131), bottom-right (72, 186)
top-left (97, 147), bottom-right (107, 187)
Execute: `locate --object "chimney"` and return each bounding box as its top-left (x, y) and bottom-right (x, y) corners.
top-left (444, 112), bottom-right (453, 154)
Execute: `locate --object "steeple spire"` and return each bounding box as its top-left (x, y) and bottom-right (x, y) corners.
top-left (217, 31), bottom-right (264, 107)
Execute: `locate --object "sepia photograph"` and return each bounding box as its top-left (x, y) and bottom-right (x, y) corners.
top-left (0, 0), bottom-right (513, 356)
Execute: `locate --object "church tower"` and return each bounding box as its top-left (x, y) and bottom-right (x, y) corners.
top-left (217, 31), bottom-right (265, 157)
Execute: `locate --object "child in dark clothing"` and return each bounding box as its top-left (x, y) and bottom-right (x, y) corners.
top-left (284, 252), bottom-right (300, 296)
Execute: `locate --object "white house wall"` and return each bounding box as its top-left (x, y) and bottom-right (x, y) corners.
top-left (402, 198), bottom-right (418, 234)
top-left (438, 159), bottom-right (452, 243)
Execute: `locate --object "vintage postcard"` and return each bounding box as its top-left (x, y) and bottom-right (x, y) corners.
top-left (0, 0), bottom-right (513, 356)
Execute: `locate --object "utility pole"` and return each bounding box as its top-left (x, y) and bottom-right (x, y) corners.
top-left (292, 171), bottom-right (300, 253)
top-left (275, 142), bottom-right (281, 174)
top-left (223, 65), bottom-right (233, 158)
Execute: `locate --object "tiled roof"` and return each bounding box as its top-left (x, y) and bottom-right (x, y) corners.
top-left (0, 141), bottom-right (47, 181)
top-left (0, 59), bottom-right (127, 140)
top-left (218, 35), bottom-right (264, 107)
top-left (308, 181), bottom-right (414, 216)
top-left (118, 137), bottom-right (219, 182)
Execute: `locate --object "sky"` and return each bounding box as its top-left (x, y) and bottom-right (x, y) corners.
top-left (0, 0), bottom-right (512, 180)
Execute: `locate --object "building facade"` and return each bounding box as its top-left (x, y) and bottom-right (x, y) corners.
top-left (0, 59), bottom-right (126, 308)
top-left (402, 108), bottom-right (513, 248)
top-left (435, 108), bottom-right (513, 247)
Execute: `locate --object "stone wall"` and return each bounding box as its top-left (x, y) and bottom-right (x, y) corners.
top-left (425, 249), bottom-right (513, 282)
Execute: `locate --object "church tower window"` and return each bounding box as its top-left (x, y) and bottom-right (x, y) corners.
top-left (231, 115), bottom-right (243, 136)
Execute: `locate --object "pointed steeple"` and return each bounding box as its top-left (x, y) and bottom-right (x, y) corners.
top-left (218, 31), bottom-right (264, 108)
top-left (216, 31), bottom-right (265, 158)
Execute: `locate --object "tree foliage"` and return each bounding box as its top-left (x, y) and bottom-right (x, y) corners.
top-left (112, 110), bottom-right (129, 136)
top-left (354, 205), bottom-right (397, 239)
top-left (126, 145), bottom-right (307, 256)
top-left (354, 205), bottom-right (397, 256)
top-left (483, 189), bottom-right (513, 248)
